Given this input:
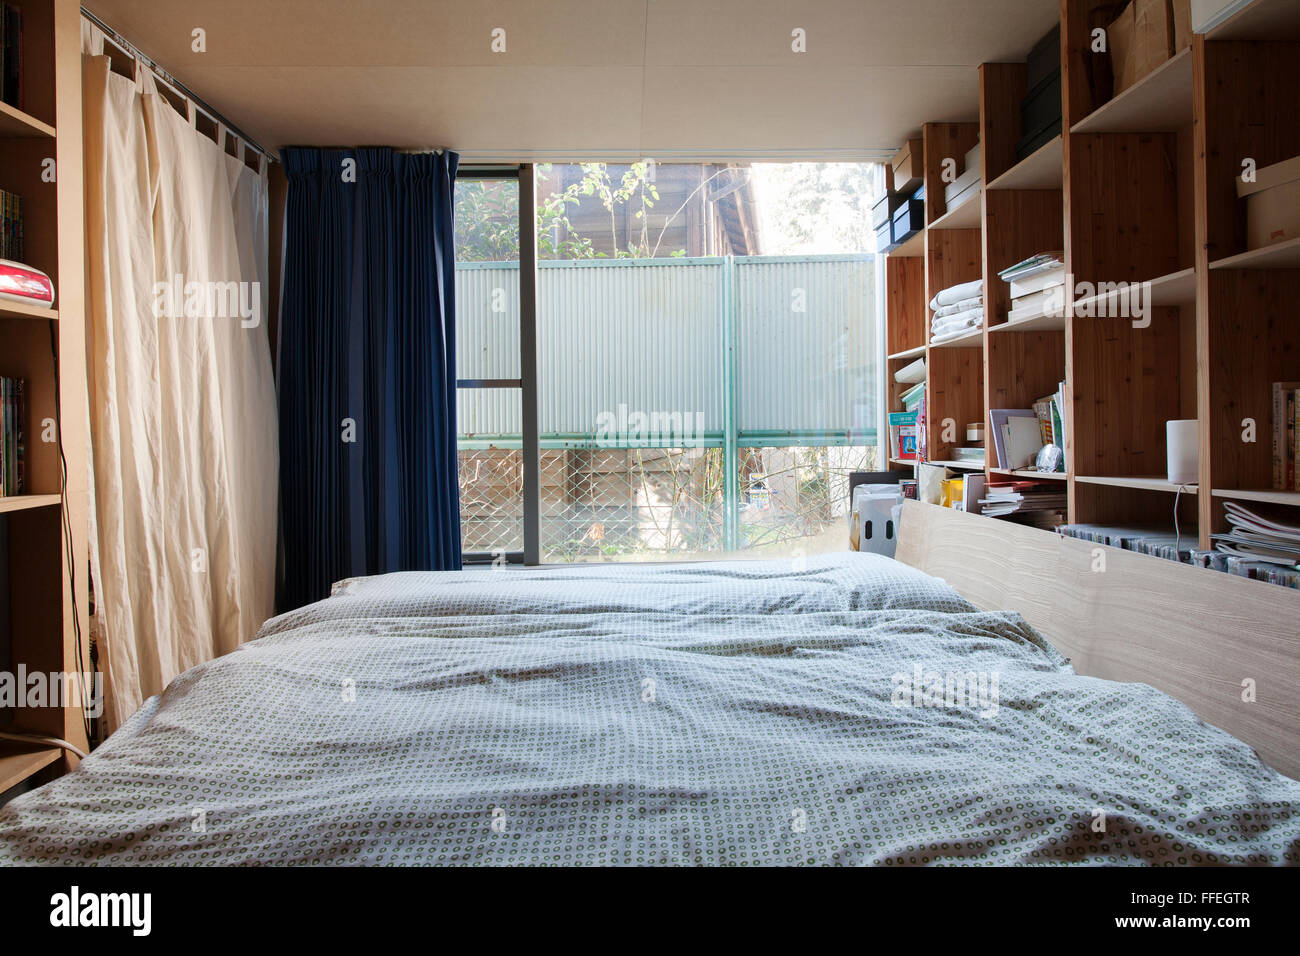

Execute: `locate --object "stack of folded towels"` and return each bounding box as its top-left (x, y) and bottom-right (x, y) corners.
top-left (928, 279), bottom-right (984, 344)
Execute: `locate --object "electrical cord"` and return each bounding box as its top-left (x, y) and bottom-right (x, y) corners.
top-left (48, 320), bottom-right (95, 748)
top-left (0, 730), bottom-right (88, 762)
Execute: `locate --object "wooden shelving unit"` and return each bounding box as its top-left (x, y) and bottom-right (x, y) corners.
top-left (0, 0), bottom-right (89, 795)
top-left (0, 742), bottom-right (61, 793)
top-left (884, 0), bottom-right (1300, 555)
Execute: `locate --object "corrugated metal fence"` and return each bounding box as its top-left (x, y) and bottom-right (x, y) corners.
top-left (456, 254), bottom-right (876, 446)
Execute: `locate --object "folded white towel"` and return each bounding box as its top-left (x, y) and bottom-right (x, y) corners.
top-left (932, 296), bottom-right (983, 319)
top-left (930, 305), bottom-right (983, 336)
top-left (928, 278), bottom-right (984, 311)
top-left (930, 322), bottom-right (982, 344)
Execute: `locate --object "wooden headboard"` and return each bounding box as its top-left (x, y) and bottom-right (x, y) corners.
top-left (895, 500), bottom-right (1300, 780)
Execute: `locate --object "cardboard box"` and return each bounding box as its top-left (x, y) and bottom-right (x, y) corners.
top-left (891, 138), bottom-right (923, 194)
top-left (1236, 155), bottom-right (1300, 250)
top-left (1109, 0), bottom-right (1174, 97)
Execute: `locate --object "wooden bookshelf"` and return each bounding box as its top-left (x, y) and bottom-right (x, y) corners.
top-left (882, 0), bottom-right (1300, 558)
top-left (0, 0), bottom-right (89, 793)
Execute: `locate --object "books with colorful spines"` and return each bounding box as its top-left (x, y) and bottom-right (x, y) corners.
top-left (1273, 382), bottom-right (1300, 490)
top-left (889, 410), bottom-right (918, 460)
top-left (916, 391), bottom-right (928, 462)
top-left (13, 376), bottom-right (23, 494)
top-left (1031, 394), bottom-right (1056, 446)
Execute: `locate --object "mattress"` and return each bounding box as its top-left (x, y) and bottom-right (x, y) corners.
top-left (1, 553), bottom-right (1298, 865)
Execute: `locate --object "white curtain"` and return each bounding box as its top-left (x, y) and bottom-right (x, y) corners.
top-left (81, 24), bottom-right (278, 733)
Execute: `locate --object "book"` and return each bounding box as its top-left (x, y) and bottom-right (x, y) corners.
top-left (988, 408), bottom-right (1038, 469)
top-left (1031, 394), bottom-right (1056, 445)
top-left (997, 251), bottom-right (1063, 281)
top-left (1008, 284), bottom-right (1067, 318)
top-left (888, 410), bottom-right (918, 461)
top-left (1008, 265), bottom-right (1068, 299)
top-left (1003, 415), bottom-right (1044, 471)
top-left (1273, 382), bottom-right (1300, 490)
top-left (1294, 388), bottom-right (1300, 492)
top-left (1, 3), bottom-right (21, 110)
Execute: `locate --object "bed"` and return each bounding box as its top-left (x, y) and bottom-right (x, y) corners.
top-left (1, 544), bottom-right (1298, 866)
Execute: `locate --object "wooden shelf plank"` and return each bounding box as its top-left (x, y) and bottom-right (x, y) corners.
top-left (887, 229), bottom-right (925, 258)
top-left (888, 458), bottom-right (917, 468)
top-left (1071, 48), bottom-right (1193, 134)
top-left (1072, 266), bottom-right (1197, 314)
top-left (990, 309), bottom-right (1066, 332)
top-left (0, 494), bottom-right (61, 514)
top-left (990, 468), bottom-right (1067, 480)
top-left (887, 344), bottom-right (926, 361)
top-left (986, 135), bottom-right (1063, 191)
top-left (928, 326), bottom-right (983, 349)
top-left (929, 189), bottom-right (981, 230)
top-left (1076, 475), bottom-right (1198, 494)
top-left (1208, 0), bottom-right (1300, 40)
top-left (1211, 488), bottom-right (1300, 507)
top-left (0, 302), bottom-right (59, 322)
top-left (1209, 237), bottom-right (1300, 271)
top-left (0, 744), bottom-right (61, 794)
top-left (0, 100), bottom-right (56, 139)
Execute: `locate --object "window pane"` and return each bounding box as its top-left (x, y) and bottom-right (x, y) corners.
top-left (737, 445), bottom-right (874, 555)
top-left (454, 178), bottom-right (520, 380)
top-left (524, 162), bottom-right (881, 562)
top-left (457, 388), bottom-right (522, 555)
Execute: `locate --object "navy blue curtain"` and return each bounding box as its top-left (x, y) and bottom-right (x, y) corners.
top-left (278, 147), bottom-right (461, 610)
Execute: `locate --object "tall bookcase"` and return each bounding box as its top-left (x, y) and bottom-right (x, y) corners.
top-left (885, 0), bottom-right (1300, 555)
top-left (0, 0), bottom-right (88, 793)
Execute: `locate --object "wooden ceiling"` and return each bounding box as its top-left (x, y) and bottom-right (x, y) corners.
top-left (83, 0), bottom-right (1062, 161)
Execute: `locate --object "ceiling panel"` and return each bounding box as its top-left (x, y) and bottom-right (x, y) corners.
top-left (83, 0), bottom-right (1062, 160)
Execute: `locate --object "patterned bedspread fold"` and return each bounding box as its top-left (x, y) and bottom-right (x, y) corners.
top-left (1, 553), bottom-right (1297, 865)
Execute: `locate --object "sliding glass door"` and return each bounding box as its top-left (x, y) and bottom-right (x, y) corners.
top-left (453, 166), bottom-right (538, 564)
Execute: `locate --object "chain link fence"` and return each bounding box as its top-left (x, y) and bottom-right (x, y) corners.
top-left (459, 444), bottom-right (873, 561)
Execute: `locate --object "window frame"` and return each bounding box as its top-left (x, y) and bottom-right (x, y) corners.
top-left (455, 164), bottom-right (540, 566)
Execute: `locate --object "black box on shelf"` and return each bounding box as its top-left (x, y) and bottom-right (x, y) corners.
top-left (875, 219), bottom-right (895, 253)
top-left (891, 197), bottom-right (924, 242)
top-left (1017, 68), bottom-right (1062, 159)
top-left (1026, 24), bottom-right (1060, 92)
top-left (871, 191), bottom-right (902, 229)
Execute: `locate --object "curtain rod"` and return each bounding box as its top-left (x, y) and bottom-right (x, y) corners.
top-left (80, 7), bottom-right (277, 163)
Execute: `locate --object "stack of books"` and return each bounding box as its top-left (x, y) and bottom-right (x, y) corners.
top-left (0, 3), bottom-right (22, 110)
top-left (979, 480), bottom-right (1067, 518)
top-left (998, 252), bottom-right (1066, 323)
top-left (1, 187), bottom-right (23, 262)
top-left (1273, 381), bottom-right (1300, 491)
top-left (0, 375), bottom-right (26, 496)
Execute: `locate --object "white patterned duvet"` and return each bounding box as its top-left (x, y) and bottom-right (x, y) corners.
top-left (1, 553), bottom-right (1297, 865)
